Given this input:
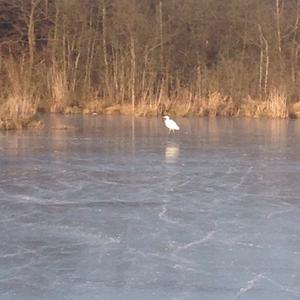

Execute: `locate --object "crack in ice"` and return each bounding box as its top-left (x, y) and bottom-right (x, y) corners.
top-left (176, 231), bottom-right (216, 253)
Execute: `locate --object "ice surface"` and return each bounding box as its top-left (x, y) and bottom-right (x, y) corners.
top-left (0, 115), bottom-right (300, 300)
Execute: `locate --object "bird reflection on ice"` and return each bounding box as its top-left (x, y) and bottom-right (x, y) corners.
top-left (165, 142), bottom-right (179, 163)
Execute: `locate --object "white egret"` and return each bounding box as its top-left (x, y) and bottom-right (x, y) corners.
top-left (163, 116), bottom-right (180, 134)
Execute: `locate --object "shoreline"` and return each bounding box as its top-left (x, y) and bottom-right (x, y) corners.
top-left (1, 98), bottom-right (300, 131)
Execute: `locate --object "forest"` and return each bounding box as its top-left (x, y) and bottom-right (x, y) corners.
top-left (1, 0), bottom-right (300, 129)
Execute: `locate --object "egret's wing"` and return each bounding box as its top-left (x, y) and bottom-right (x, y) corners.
top-left (168, 119), bottom-right (180, 130)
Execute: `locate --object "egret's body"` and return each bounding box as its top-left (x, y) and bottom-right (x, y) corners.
top-left (163, 116), bottom-right (180, 134)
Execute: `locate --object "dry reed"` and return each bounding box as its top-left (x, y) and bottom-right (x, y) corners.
top-left (0, 59), bottom-right (39, 129)
top-left (290, 101), bottom-right (300, 118)
top-left (266, 89), bottom-right (288, 118)
top-left (49, 65), bottom-right (69, 113)
top-left (239, 89), bottom-right (288, 118)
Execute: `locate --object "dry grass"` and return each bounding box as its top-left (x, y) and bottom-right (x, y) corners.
top-left (201, 91), bottom-right (236, 117)
top-left (82, 99), bottom-right (107, 114)
top-left (1, 77), bottom-right (297, 130)
top-left (133, 102), bottom-right (161, 116)
top-left (81, 99), bottom-right (161, 116)
top-left (266, 89), bottom-right (288, 118)
top-left (239, 89), bottom-right (288, 118)
top-left (290, 101), bottom-right (300, 118)
top-left (49, 65), bottom-right (69, 113)
top-left (78, 90), bottom-right (289, 119)
top-left (0, 59), bottom-right (40, 130)
top-left (0, 95), bottom-right (39, 129)
top-left (155, 91), bottom-right (237, 117)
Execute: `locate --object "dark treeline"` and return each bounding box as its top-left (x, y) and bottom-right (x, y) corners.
top-left (1, 0), bottom-right (300, 126)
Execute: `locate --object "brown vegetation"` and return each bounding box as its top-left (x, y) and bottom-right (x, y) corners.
top-left (0, 58), bottom-right (40, 129)
top-left (1, 0), bottom-right (300, 129)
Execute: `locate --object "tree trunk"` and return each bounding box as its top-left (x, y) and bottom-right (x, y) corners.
top-left (275, 0), bottom-right (282, 56)
top-left (28, 0), bottom-right (37, 81)
top-left (102, 1), bottom-right (110, 100)
top-left (130, 36), bottom-right (136, 111)
top-left (291, 1), bottom-right (300, 86)
top-left (258, 25), bottom-right (264, 98)
top-left (158, 0), bottom-right (164, 74)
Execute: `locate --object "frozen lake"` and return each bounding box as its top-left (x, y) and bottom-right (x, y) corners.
top-left (0, 115), bottom-right (300, 300)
